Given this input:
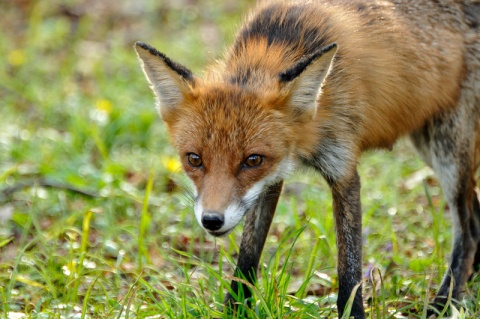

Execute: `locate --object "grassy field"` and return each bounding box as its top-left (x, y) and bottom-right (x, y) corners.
top-left (1, 0), bottom-right (480, 318)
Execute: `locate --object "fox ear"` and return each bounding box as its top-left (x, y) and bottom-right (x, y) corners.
top-left (278, 43), bottom-right (337, 117)
top-left (135, 42), bottom-right (195, 117)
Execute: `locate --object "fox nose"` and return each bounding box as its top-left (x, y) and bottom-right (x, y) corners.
top-left (201, 212), bottom-right (224, 231)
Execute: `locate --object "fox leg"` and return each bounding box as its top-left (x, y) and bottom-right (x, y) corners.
top-left (224, 181), bottom-right (283, 309)
top-left (330, 171), bottom-right (365, 319)
top-left (410, 107), bottom-right (480, 315)
top-left (472, 124), bottom-right (480, 271)
top-left (471, 187), bottom-right (480, 271)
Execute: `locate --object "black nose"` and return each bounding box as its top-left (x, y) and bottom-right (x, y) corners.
top-left (201, 212), bottom-right (224, 231)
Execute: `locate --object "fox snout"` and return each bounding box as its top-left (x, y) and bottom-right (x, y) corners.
top-left (194, 199), bottom-right (251, 236)
top-left (201, 211), bottom-right (225, 232)
top-left (191, 159), bottom-right (297, 236)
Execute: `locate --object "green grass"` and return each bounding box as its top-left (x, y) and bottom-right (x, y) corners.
top-left (1, 0), bottom-right (479, 318)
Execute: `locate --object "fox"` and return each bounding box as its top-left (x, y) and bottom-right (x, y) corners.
top-left (135, 0), bottom-right (480, 317)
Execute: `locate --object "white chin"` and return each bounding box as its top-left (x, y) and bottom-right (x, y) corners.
top-left (207, 228), bottom-right (234, 237)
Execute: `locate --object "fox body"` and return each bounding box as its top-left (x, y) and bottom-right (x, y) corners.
top-left (136, 0), bottom-right (480, 317)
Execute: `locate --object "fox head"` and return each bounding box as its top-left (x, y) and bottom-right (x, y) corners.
top-left (135, 41), bottom-right (336, 236)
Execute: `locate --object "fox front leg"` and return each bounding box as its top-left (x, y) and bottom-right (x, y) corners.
top-left (331, 171), bottom-right (365, 319)
top-left (224, 181), bottom-right (284, 310)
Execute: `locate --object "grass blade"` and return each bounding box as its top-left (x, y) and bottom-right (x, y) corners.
top-left (138, 169), bottom-right (154, 269)
top-left (341, 282), bottom-right (361, 319)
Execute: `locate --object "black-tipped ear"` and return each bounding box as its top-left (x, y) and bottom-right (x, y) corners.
top-left (135, 42), bottom-right (195, 117)
top-left (279, 43), bottom-right (337, 116)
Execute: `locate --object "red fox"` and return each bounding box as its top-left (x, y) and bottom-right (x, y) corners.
top-left (135, 0), bottom-right (480, 317)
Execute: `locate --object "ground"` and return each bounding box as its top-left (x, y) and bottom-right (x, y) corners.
top-left (1, 0), bottom-right (479, 318)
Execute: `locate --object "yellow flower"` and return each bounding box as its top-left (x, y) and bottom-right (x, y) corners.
top-left (95, 99), bottom-right (112, 113)
top-left (161, 156), bottom-right (181, 173)
top-left (8, 50), bottom-right (25, 66)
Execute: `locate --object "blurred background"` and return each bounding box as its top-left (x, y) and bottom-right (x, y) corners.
top-left (0, 0), bottom-right (466, 318)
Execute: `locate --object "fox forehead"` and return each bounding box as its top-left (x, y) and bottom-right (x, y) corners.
top-left (168, 84), bottom-right (293, 160)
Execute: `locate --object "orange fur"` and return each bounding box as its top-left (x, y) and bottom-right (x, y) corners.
top-left (135, 1), bottom-right (480, 316)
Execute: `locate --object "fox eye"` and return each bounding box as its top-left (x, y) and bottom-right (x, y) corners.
top-left (187, 153), bottom-right (202, 168)
top-left (244, 154), bottom-right (263, 168)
